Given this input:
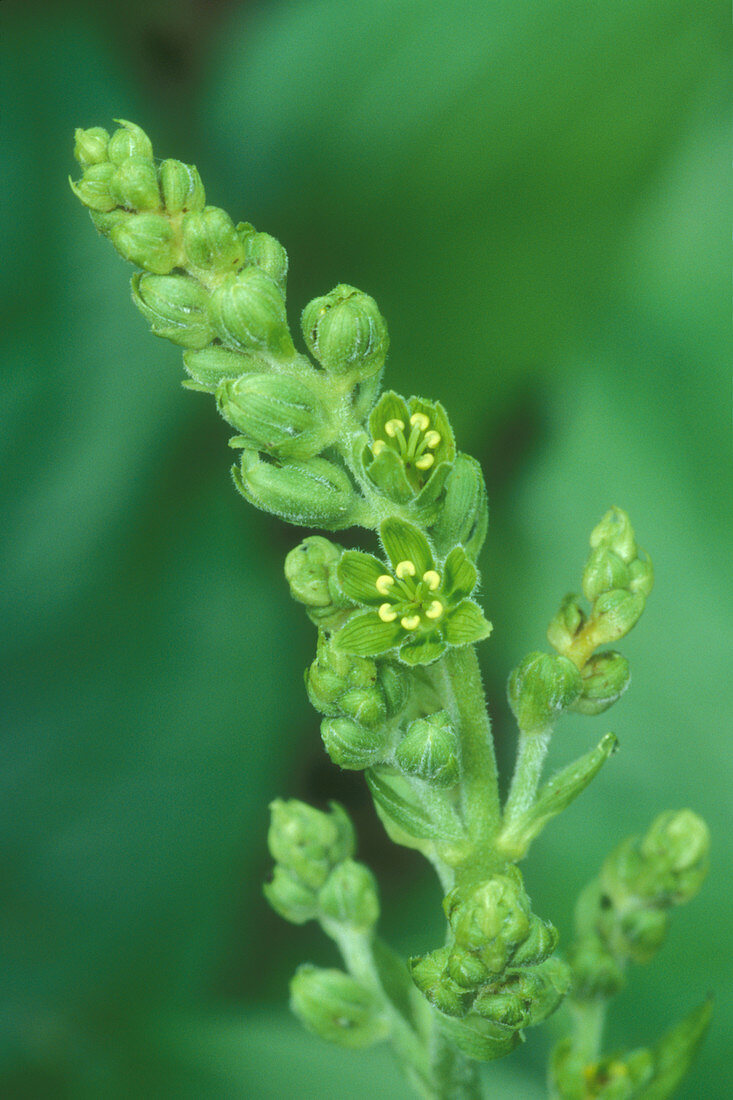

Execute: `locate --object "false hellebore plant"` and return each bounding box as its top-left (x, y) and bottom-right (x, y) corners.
top-left (71, 121), bottom-right (711, 1100)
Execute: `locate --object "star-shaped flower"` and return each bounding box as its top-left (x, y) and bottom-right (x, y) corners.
top-left (334, 518), bottom-right (491, 666)
top-left (364, 391), bottom-right (455, 509)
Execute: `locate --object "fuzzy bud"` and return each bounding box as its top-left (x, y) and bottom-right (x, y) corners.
top-left (109, 158), bottom-right (161, 211)
top-left (245, 230), bottom-right (289, 292)
top-left (211, 269), bottom-right (293, 356)
top-left (159, 159), bottom-right (206, 214)
top-left (218, 373), bottom-right (326, 460)
top-left (290, 965), bottom-right (388, 1050)
top-left (234, 452), bottom-right (359, 529)
top-left (318, 859), bottom-right (380, 932)
top-left (69, 162), bottom-right (117, 212)
top-left (301, 284), bottom-right (388, 379)
top-left (267, 798), bottom-right (354, 892)
top-left (107, 120), bottom-right (153, 165)
top-left (571, 650), bottom-right (630, 716)
top-left (110, 213), bottom-right (178, 274)
top-left (507, 651), bottom-right (582, 733)
top-left (131, 273), bottom-right (214, 349)
top-left (444, 869), bottom-right (532, 974)
top-left (320, 716), bottom-right (390, 770)
top-left (263, 865), bottom-right (318, 925)
top-left (395, 712), bottom-right (458, 787)
top-left (182, 207), bottom-right (242, 271)
top-left (73, 126), bottom-right (110, 168)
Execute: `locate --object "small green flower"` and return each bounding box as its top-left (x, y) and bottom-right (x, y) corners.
top-left (334, 518), bottom-right (491, 666)
top-left (365, 391), bottom-right (455, 505)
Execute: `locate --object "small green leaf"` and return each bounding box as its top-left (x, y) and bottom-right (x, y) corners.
top-left (639, 998), bottom-right (713, 1100)
top-left (398, 636), bottom-right (446, 666)
top-left (366, 769), bottom-right (463, 843)
top-left (369, 390), bottom-right (410, 437)
top-left (366, 447), bottom-right (414, 503)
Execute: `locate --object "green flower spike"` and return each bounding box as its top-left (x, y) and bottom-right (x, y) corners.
top-left (335, 518), bottom-right (491, 665)
top-left (365, 391), bottom-right (455, 507)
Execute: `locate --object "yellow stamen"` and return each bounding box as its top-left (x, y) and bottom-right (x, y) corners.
top-left (415, 454), bottom-right (435, 470)
top-left (422, 570), bottom-right (441, 590)
top-left (375, 574), bottom-right (394, 595)
top-left (372, 439), bottom-right (386, 456)
top-left (424, 430), bottom-right (441, 448)
top-left (384, 418), bottom-right (405, 438)
top-left (400, 614), bottom-right (421, 631)
top-left (425, 600), bottom-right (444, 619)
top-left (409, 412), bottom-right (430, 431)
top-left (379, 604), bottom-right (398, 622)
top-left (395, 560), bottom-right (416, 579)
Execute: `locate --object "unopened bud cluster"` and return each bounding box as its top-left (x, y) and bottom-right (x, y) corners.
top-left (410, 866), bottom-right (569, 1059)
top-left (570, 809), bottom-right (710, 999)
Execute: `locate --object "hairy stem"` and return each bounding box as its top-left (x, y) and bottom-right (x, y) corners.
top-left (503, 727), bottom-right (552, 825)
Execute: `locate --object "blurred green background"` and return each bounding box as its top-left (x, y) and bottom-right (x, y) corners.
top-left (1, 1), bottom-right (729, 1096)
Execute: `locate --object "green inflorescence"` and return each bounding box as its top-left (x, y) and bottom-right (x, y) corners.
top-left (70, 121), bottom-right (712, 1100)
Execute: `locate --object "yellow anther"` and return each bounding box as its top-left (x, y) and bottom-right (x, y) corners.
top-left (424, 430), bottom-right (441, 448)
top-left (384, 418), bottom-right (405, 438)
top-left (372, 439), bottom-right (386, 456)
top-left (400, 614), bottom-right (421, 631)
top-left (409, 412), bottom-right (430, 431)
top-left (415, 454), bottom-right (435, 470)
top-left (379, 603), bottom-right (398, 622)
top-left (425, 600), bottom-right (444, 619)
top-left (422, 570), bottom-right (441, 590)
top-left (375, 574), bottom-right (395, 595)
top-left (395, 560), bottom-right (417, 579)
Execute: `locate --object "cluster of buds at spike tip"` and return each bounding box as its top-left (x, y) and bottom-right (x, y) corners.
top-left (263, 799), bottom-right (355, 924)
top-left (290, 964), bottom-right (389, 1050)
top-left (306, 633), bottom-right (409, 769)
top-left (363, 392), bottom-right (456, 515)
top-left (546, 508), bottom-right (652, 715)
top-left (334, 518), bottom-right (491, 666)
top-left (569, 808), bottom-right (710, 1001)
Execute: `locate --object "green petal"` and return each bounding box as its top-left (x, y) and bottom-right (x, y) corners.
top-left (337, 551), bottom-right (389, 605)
top-left (444, 600), bottom-right (492, 645)
top-left (366, 448), bottom-right (414, 504)
top-left (414, 460), bottom-right (451, 513)
top-left (399, 636), bottom-right (446, 666)
top-left (369, 390), bottom-right (410, 439)
top-left (380, 518), bottom-right (435, 574)
top-left (408, 396), bottom-right (456, 466)
top-left (335, 612), bottom-right (403, 656)
top-left (442, 546), bottom-right (478, 602)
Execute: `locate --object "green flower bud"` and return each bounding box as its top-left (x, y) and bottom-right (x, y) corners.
top-left (582, 546), bottom-right (630, 603)
top-left (446, 949), bottom-right (490, 990)
top-left (109, 158), bottom-right (161, 211)
top-left (378, 663), bottom-right (410, 718)
top-left (429, 453), bottom-right (488, 562)
top-left (437, 1013), bottom-right (520, 1062)
top-left (131, 273), bottom-right (215, 349)
top-left (591, 589), bottom-right (646, 645)
top-left (472, 962), bottom-right (570, 1030)
top-left (590, 507), bottom-right (637, 565)
top-left (444, 869), bottom-right (532, 973)
top-left (263, 865), bottom-right (318, 924)
top-left (290, 965), bottom-right (389, 1050)
top-left (182, 207), bottom-right (242, 271)
top-left (73, 126), bottom-right (110, 168)
top-left (233, 451), bottom-right (359, 529)
top-left (182, 347), bottom-right (263, 390)
top-left (638, 809), bottom-right (710, 905)
top-left (217, 373), bottom-right (327, 460)
top-left (110, 213), bottom-right (178, 274)
top-left (318, 859), bottom-right (380, 932)
top-left (285, 537), bottom-right (343, 610)
top-left (395, 712), bottom-right (458, 787)
top-left (107, 119), bottom-right (153, 165)
top-left (628, 554), bottom-right (654, 598)
top-left (69, 162), bottom-right (117, 213)
top-left (547, 594), bottom-right (586, 656)
top-left (245, 230), bottom-right (289, 293)
top-left (301, 284), bottom-right (388, 379)
top-left (616, 907), bottom-right (670, 964)
top-left (409, 948), bottom-right (476, 1017)
top-left (337, 687), bottom-right (387, 730)
top-left (571, 651), bottom-right (630, 716)
top-left (211, 269), bottom-right (294, 356)
top-left (267, 798), bottom-right (354, 891)
top-left (471, 986), bottom-right (526, 1029)
top-left (320, 716), bottom-right (390, 770)
top-left (569, 936), bottom-right (625, 1000)
top-left (159, 158), bottom-right (206, 214)
top-left (509, 915), bottom-right (559, 967)
top-left (507, 652), bottom-right (582, 734)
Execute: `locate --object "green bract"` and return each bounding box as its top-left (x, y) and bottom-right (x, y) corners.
top-left (70, 121), bottom-right (712, 1100)
top-left (334, 518), bottom-right (491, 665)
